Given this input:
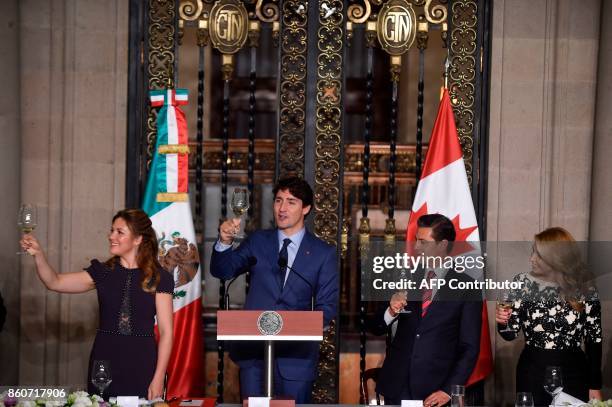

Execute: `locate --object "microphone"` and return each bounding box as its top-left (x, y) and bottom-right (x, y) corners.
top-left (278, 257), bottom-right (315, 311)
top-left (224, 256), bottom-right (257, 310)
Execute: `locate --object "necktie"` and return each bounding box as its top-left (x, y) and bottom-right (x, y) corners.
top-left (278, 238), bottom-right (292, 289)
top-left (421, 270), bottom-right (436, 316)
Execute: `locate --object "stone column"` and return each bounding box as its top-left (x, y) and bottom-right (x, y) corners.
top-left (0, 0), bottom-right (22, 386)
top-left (487, 0), bottom-right (602, 403)
top-left (19, 0), bottom-right (128, 386)
top-left (590, 0), bottom-right (612, 240)
top-left (590, 0), bottom-right (612, 395)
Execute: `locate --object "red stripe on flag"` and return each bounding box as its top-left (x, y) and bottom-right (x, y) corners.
top-left (467, 302), bottom-right (494, 385)
top-left (175, 106), bottom-right (189, 193)
top-left (177, 153), bottom-right (188, 193)
top-left (176, 110), bottom-right (188, 145)
top-left (156, 299), bottom-right (205, 398)
top-left (420, 89), bottom-right (463, 179)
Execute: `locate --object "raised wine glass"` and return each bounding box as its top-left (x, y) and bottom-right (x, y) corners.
top-left (230, 187), bottom-right (249, 238)
top-left (91, 360), bottom-right (112, 399)
top-left (543, 366), bottom-right (563, 406)
top-left (497, 292), bottom-right (515, 333)
top-left (17, 204), bottom-right (37, 255)
top-left (515, 392), bottom-right (534, 407)
top-left (396, 290), bottom-right (412, 314)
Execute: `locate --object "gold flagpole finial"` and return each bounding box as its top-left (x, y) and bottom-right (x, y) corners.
top-left (443, 55), bottom-right (449, 89)
top-left (167, 65), bottom-right (174, 89)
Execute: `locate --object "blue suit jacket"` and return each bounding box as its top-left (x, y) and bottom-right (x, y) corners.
top-left (210, 229), bottom-right (338, 381)
top-left (372, 269), bottom-right (482, 399)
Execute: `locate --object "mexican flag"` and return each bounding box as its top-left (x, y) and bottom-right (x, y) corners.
top-left (144, 88), bottom-right (204, 398)
top-left (406, 88), bottom-right (493, 386)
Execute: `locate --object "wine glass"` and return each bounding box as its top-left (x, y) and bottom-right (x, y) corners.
top-left (396, 291), bottom-right (411, 314)
top-left (230, 187), bottom-right (249, 238)
top-left (497, 292), bottom-right (514, 333)
top-left (17, 204), bottom-right (37, 255)
top-left (515, 392), bottom-right (534, 407)
top-left (543, 366), bottom-right (563, 406)
top-left (91, 360), bottom-right (112, 399)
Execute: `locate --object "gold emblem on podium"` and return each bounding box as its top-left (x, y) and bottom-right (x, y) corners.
top-left (257, 311), bottom-right (283, 335)
top-left (209, 0), bottom-right (249, 54)
top-left (376, 0), bottom-right (416, 56)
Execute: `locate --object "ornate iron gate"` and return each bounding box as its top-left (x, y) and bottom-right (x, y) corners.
top-left (126, 0), bottom-right (491, 402)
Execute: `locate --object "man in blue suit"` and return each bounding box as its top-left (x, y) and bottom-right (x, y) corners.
top-left (371, 214), bottom-right (482, 407)
top-left (211, 177), bottom-right (338, 403)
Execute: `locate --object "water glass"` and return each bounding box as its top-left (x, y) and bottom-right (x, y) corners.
top-left (450, 384), bottom-right (465, 407)
top-left (543, 366), bottom-right (563, 406)
top-left (91, 360), bottom-right (112, 398)
top-left (515, 392), bottom-right (534, 407)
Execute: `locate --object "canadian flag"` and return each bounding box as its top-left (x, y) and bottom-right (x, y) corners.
top-left (406, 88), bottom-right (493, 386)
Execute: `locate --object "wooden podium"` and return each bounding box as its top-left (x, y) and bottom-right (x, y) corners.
top-left (217, 310), bottom-right (323, 399)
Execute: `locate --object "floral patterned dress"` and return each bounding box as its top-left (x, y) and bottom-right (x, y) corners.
top-left (498, 272), bottom-right (602, 405)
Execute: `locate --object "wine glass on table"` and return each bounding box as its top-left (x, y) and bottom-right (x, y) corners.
top-left (515, 392), bottom-right (534, 407)
top-left (497, 292), bottom-right (514, 333)
top-left (17, 204), bottom-right (37, 255)
top-left (91, 360), bottom-right (112, 399)
top-left (230, 187), bottom-right (249, 239)
top-left (543, 366), bottom-right (563, 406)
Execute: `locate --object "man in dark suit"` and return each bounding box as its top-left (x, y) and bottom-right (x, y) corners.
top-left (372, 214), bottom-right (482, 407)
top-left (210, 177), bottom-right (338, 403)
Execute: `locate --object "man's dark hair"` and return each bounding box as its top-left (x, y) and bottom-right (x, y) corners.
top-left (417, 213), bottom-right (456, 242)
top-left (273, 176), bottom-right (314, 209)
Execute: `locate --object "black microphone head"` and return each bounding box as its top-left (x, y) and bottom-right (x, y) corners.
top-left (278, 257), bottom-right (288, 268)
top-left (248, 256), bottom-right (258, 266)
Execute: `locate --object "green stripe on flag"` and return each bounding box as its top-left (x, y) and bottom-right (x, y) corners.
top-left (143, 105), bottom-right (171, 216)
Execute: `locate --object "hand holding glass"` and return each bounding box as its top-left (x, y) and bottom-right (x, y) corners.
top-left (17, 204), bottom-right (37, 255)
top-left (230, 188), bottom-right (249, 238)
top-left (497, 292), bottom-right (514, 333)
top-left (91, 360), bottom-right (112, 398)
top-left (390, 291), bottom-right (410, 314)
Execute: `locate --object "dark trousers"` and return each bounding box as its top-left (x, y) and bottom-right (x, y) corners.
top-left (517, 346), bottom-right (589, 407)
top-left (466, 379), bottom-right (485, 406)
top-left (239, 361), bottom-right (313, 403)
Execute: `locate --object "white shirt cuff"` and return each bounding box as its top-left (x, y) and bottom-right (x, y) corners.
top-left (214, 239), bottom-right (232, 252)
top-left (384, 307), bottom-right (397, 325)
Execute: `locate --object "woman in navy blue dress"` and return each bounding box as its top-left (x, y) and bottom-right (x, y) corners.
top-left (20, 209), bottom-right (174, 400)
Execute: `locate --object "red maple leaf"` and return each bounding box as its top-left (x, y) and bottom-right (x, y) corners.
top-left (405, 204), bottom-right (478, 255)
top-left (405, 202), bottom-right (429, 242)
top-left (450, 214), bottom-right (478, 242)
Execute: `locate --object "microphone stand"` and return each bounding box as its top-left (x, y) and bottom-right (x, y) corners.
top-left (224, 257), bottom-right (257, 310)
top-left (278, 257), bottom-right (315, 311)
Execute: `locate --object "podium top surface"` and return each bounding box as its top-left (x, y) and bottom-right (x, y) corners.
top-left (217, 310), bottom-right (323, 341)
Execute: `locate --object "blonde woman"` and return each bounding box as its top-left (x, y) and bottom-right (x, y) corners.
top-left (496, 227), bottom-right (602, 405)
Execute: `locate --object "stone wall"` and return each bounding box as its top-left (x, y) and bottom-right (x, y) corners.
top-left (488, 0), bottom-right (611, 404)
top-left (16, 0), bottom-right (128, 386)
top-left (0, 0), bottom-right (22, 386)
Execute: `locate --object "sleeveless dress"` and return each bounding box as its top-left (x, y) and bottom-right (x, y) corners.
top-left (85, 259), bottom-right (174, 398)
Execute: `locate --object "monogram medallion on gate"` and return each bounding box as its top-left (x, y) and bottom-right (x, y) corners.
top-left (376, 0), bottom-right (416, 55)
top-left (209, 0), bottom-right (249, 54)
